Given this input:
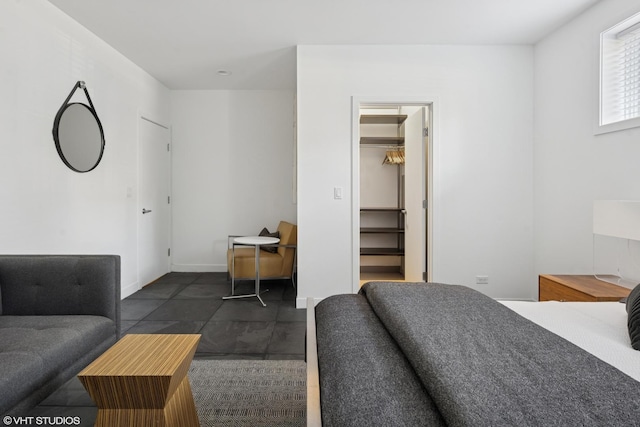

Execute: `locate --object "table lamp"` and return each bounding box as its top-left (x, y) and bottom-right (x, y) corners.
top-left (593, 200), bottom-right (640, 288)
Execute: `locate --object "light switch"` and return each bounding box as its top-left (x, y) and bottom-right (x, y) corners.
top-left (334, 187), bottom-right (343, 200)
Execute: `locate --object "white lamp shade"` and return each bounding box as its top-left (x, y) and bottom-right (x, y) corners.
top-left (593, 200), bottom-right (640, 241)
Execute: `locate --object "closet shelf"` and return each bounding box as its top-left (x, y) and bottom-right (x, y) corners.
top-left (360, 207), bottom-right (404, 212)
top-left (360, 114), bottom-right (408, 125)
top-left (360, 136), bottom-right (404, 145)
top-left (361, 248), bottom-right (405, 256)
top-left (361, 227), bottom-right (405, 234)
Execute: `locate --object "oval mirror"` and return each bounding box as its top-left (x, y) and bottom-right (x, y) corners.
top-left (52, 82), bottom-right (105, 173)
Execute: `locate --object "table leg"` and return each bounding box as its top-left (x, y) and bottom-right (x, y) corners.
top-left (223, 243), bottom-right (268, 307)
top-left (231, 244), bottom-right (236, 295)
top-left (92, 375), bottom-right (199, 427)
top-left (255, 244), bottom-right (266, 307)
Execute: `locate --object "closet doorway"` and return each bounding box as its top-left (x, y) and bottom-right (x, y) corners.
top-left (352, 99), bottom-right (433, 291)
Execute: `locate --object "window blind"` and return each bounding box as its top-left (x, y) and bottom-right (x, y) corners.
top-left (601, 15), bottom-right (640, 127)
top-left (620, 28), bottom-right (640, 121)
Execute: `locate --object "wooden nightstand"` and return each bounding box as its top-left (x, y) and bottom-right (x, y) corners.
top-left (539, 274), bottom-right (631, 302)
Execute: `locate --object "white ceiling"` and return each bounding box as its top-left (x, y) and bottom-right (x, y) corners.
top-left (47, 0), bottom-right (600, 90)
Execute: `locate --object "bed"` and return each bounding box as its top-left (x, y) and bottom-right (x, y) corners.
top-left (306, 281), bottom-right (640, 426)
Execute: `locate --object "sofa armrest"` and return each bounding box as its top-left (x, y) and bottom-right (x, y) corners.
top-left (0, 255), bottom-right (120, 334)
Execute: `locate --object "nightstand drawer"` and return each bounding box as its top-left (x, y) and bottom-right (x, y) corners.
top-left (539, 275), bottom-right (630, 302)
top-left (539, 277), bottom-right (593, 301)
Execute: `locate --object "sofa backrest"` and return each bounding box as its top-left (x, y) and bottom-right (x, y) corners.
top-left (0, 255), bottom-right (120, 325)
top-left (276, 221), bottom-right (297, 276)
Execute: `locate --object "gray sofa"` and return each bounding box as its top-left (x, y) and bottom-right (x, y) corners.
top-left (0, 255), bottom-right (121, 416)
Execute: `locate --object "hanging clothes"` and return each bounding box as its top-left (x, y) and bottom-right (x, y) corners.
top-left (383, 148), bottom-right (405, 165)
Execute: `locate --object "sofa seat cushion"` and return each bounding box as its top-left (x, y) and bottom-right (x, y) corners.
top-left (228, 248), bottom-right (284, 279)
top-left (0, 315), bottom-right (114, 413)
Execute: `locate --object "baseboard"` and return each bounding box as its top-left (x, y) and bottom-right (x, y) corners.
top-left (296, 296), bottom-right (324, 309)
top-left (121, 281), bottom-right (140, 299)
top-left (171, 263), bottom-right (226, 272)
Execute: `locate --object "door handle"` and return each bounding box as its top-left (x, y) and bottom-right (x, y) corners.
top-left (142, 208), bottom-right (152, 214)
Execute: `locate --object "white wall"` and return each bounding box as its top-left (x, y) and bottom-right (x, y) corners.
top-left (171, 90), bottom-right (296, 271)
top-left (0, 1), bottom-right (170, 297)
top-left (9, 0), bottom-right (627, 306)
top-left (534, 0), bottom-right (640, 276)
top-left (297, 45), bottom-right (535, 305)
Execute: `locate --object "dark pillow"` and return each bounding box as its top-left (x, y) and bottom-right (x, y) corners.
top-left (626, 284), bottom-right (640, 350)
top-left (259, 227), bottom-right (280, 253)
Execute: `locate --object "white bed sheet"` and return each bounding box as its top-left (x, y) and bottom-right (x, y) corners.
top-left (500, 300), bottom-right (640, 382)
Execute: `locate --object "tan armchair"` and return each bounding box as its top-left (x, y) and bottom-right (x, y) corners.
top-left (227, 221), bottom-right (297, 286)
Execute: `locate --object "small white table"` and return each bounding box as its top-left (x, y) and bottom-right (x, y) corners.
top-left (223, 235), bottom-right (280, 307)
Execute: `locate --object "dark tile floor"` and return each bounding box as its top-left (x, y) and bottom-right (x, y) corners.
top-left (122, 272), bottom-right (305, 359)
top-left (23, 272), bottom-right (305, 425)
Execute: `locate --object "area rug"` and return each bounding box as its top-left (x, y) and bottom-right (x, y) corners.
top-left (188, 359), bottom-right (307, 427)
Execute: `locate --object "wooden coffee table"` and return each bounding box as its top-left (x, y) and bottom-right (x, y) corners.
top-left (78, 334), bottom-right (201, 427)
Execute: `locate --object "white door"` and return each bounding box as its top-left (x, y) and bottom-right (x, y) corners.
top-left (403, 108), bottom-right (426, 281)
top-left (138, 116), bottom-right (171, 287)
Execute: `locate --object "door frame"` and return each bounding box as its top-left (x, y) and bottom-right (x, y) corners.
top-left (351, 96), bottom-right (437, 293)
top-left (137, 112), bottom-right (172, 289)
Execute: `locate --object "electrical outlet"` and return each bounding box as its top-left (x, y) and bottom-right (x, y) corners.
top-left (476, 275), bottom-right (489, 285)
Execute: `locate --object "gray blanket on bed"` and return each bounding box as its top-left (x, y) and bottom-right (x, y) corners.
top-left (316, 293), bottom-right (446, 426)
top-left (359, 282), bottom-right (640, 426)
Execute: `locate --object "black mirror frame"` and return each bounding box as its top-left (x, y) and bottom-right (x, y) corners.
top-left (52, 81), bottom-right (105, 173)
